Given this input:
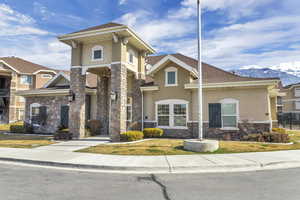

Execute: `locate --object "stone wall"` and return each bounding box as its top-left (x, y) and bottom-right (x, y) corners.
top-left (69, 67), bottom-right (86, 139)
top-left (8, 73), bottom-right (17, 122)
top-left (25, 95), bottom-right (69, 134)
top-left (144, 122), bottom-right (271, 140)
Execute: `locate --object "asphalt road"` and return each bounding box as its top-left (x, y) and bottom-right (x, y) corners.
top-left (0, 163), bottom-right (300, 200)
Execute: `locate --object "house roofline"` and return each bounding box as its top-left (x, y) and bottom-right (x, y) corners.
top-left (43, 72), bottom-right (70, 88)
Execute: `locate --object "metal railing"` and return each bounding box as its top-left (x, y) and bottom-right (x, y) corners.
top-left (278, 112), bottom-right (300, 130)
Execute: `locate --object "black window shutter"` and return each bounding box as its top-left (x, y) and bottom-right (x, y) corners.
top-left (209, 103), bottom-right (222, 128)
top-left (39, 106), bottom-right (47, 125)
top-left (61, 105), bottom-right (69, 128)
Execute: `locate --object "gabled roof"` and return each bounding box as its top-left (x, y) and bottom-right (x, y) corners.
top-left (146, 53), bottom-right (280, 84)
top-left (43, 71), bottom-right (97, 88)
top-left (283, 82), bottom-right (300, 89)
top-left (0, 57), bottom-right (57, 74)
top-left (70, 22), bottom-right (124, 34)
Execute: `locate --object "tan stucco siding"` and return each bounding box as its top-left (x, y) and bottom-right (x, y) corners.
top-left (126, 45), bottom-right (138, 72)
top-left (144, 86), bottom-right (271, 122)
top-left (35, 72), bottom-right (55, 89)
top-left (282, 86), bottom-right (300, 112)
top-left (270, 97), bottom-right (277, 120)
top-left (81, 40), bottom-right (112, 66)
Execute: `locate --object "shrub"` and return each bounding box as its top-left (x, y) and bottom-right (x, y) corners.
top-left (54, 128), bottom-right (72, 140)
top-left (120, 131), bottom-right (144, 142)
top-left (243, 132), bottom-right (290, 143)
top-left (10, 125), bottom-right (24, 133)
top-left (272, 128), bottom-right (286, 134)
top-left (143, 128), bottom-right (164, 138)
top-left (86, 120), bottom-right (101, 136)
top-left (0, 121), bottom-right (24, 132)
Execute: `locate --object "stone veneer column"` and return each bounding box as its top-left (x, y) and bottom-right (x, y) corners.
top-left (109, 64), bottom-right (127, 142)
top-left (8, 73), bottom-right (17, 123)
top-left (97, 71), bottom-right (110, 135)
top-left (131, 77), bottom-right (145, 130)
top-left (69, 67), bottom-right (86, 139)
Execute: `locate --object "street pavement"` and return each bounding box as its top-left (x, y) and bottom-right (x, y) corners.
top-left (0, 162), bottom-right (299, 200)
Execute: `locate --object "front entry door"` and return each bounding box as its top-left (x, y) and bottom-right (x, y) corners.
top-left (60, 105), bottom-right (69, 128)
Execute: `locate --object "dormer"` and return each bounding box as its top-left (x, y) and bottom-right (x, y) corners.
top-left (58, 22), bottom-right (155, 77)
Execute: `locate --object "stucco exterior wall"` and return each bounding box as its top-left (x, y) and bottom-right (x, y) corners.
top-left (35, 72), bottom-right (55, 88)
top-left (82, 40), bottom-right (112, 66)
top-left (282, 86), bottom-right (300, 112)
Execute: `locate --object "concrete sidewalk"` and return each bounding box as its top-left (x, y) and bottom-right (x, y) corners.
top-left (1, 146), bottom-right (300, 173)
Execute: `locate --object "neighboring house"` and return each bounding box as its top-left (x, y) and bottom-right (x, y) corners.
top-left (0, 57), bottom-right (57, 124)
top-left (281, 83), bottom-right (300, 113)
top-left (17, 23), bottom-right (283, 141)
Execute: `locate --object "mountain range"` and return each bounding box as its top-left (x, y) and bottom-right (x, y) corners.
top-left (232, 62), bottom-right (300, 86)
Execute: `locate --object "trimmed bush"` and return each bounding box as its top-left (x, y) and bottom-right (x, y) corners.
top-left (272, 128), bottom-right (286, 134)
top-left (10, 125), bottom-right (24, 133)
top-left (243, 132), bottom-right (290, 143)
top-left (54, 128), bottom-right (72, 140)
top-left (120, 131), bottom-right (144, 142)
top-left (143, 128), bottom-right (164, 138)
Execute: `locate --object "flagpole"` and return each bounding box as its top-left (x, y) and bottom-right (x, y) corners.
top-left (197, 0), bottom-right (203, 140)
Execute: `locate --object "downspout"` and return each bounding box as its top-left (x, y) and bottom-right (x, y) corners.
top-left (141, 88), bottom-right (144, 130)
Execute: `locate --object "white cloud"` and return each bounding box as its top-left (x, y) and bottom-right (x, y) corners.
top-left (0, 3), bottom-right (50, 36)
top-left (119, 0), bottom-right (128, 5)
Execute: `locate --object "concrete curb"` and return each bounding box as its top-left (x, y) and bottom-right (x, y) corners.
top-left (1, 156), bottom-right (300, 174)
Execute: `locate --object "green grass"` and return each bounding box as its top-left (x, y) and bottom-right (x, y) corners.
top-left (0, 133), bottom-right (55, 148)
top-left (77, 130), bottom-right (300, 156)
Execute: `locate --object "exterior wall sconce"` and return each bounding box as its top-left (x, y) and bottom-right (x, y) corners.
top-left (68, 90), bottom-right (75, 102)
top-left (110, 91), bottom-right (117, 101)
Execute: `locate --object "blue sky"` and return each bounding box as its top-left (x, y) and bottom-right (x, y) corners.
top-left (1, 0), bottom-right (300, 70)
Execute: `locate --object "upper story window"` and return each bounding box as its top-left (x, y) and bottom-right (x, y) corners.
top-left (91, 45), bottom-right (103, 61)
top-left (128, 49), bottom-right (135, 64)
top-left (20, 75), bottom-right (32, 85)
top-left (295, 88), bottom-right (300, 97)
top-left (165, 67), bottom-right (178, 87)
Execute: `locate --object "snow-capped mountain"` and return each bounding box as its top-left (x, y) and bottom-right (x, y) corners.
top-left (233, 68), bottom-right (300, 86)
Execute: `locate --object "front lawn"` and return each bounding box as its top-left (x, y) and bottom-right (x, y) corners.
top-left (78, 130), bottom-right (300, 155)
top-left (0, 133), bottom-right (55, 148)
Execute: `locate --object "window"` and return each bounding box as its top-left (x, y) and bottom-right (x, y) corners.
top-left (296, 101), bottom-right (300, 110)
top-left (295, 88), bottom-right (300, 97)
top-left (156, 99), bottom-right (188, 128)
top-left (220, 98), bottom-right (239, 129)
top-left (91, 45), bottom-right (103, 61)
top-left (126, 97), bottom-right (132, 122)
top-left (30, 103), bottom-right (47, 126)
top-left (20, 75), bottom-right (32, 85)
top-left (41, 74), bottom-right (52, 79)
top-left (165, 67), bottom-right (177, 86)
top-left (17, 109), bottom-right (24, 121)
top-left (128, 49), bottom-right (135, 64)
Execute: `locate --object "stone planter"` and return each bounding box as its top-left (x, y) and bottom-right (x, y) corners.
top-left (184, 139), bottom-right (219, 152)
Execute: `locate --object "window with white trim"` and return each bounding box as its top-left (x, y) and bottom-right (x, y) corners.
top-left (126, 97), bottom-right (132, 122)
top-left (220, 98), bottom-right (239, 128)
top-left (91, 45), bottom-right (103, 61)
top-left (296, 101), bottom-right (300, 110)
top-left (165, 67), bottom-right (177, 86)
top-left (30, 103), bottom-right (41, 126)
top-left (20, 75), bottom-right (32, 85)
top-left (41, 74), bottom-right (52, 79)
top-left (156, 99), bottom-right (188, 128)
top-left (128, 49), bottom-right (135, 64)
top-left (295, 88), bottom-right (300, 97)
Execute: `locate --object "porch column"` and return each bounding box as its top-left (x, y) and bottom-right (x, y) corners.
top-left (69, 67), bottom-right (86, 139)
top-left (8, 73), bottom-right (17, 123)
top-left (131, 77), bottom-right (145, 130)
top-left (109, 63), bottom-right (127, 142)
top-left (69, 43), bottom-right (86, 139)
top-left (97, 70), bottom-right (110, 135)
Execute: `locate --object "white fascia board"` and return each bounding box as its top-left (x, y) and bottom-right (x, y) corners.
top-left (0, 60), bottom-right (20, 74)
top-left (17, 88), bottom-right (96, 97)
top-left (147, 55), bottom-right (198, 77)
top-left (33, 69), bottom-right (57, 75)
top-left (58, 26), bottom-right (127, 41)
top-left (140, 86), bottom-right (159, 91)
top-left (126, 28), bottom-right (156, 54)
top-left (43, 72), bottom-right (70, 88)
top-left (185, 80), bottom-right (279, 89)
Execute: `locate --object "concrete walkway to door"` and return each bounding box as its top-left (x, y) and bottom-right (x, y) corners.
top-left (35, 136), bottom-right (110, 152)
